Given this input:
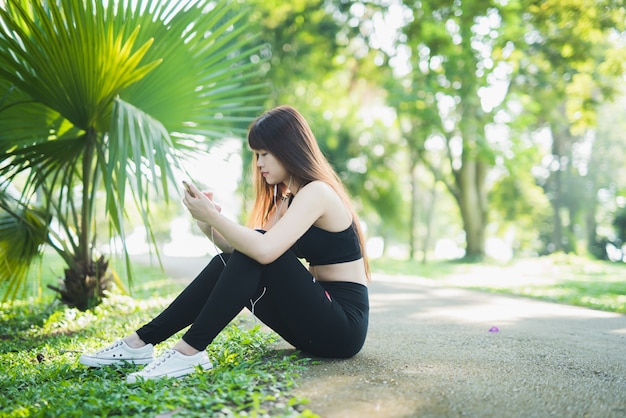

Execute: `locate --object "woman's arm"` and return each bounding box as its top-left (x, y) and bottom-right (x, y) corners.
top-left (184, 182), bottom-right (331, 264)
top-left (196, 220), bottom-right (234, 253)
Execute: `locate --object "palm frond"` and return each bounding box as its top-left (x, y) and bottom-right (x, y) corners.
top-left (0, 81), bottom-right (74, 150)
top-left (0, 0), bottom-right (267, 304)
top-left (1, 136), bottom-right (84, 192)
top-left (0, 0), bottom-right (161, 130)
top-left (0, 195), bottom-right (50, 302)
top-left (118, 0), bottom-right (267, 140)
top-left (105, 96), bottom-right (175, 221)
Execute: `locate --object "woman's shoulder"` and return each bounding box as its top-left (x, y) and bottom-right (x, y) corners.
top-left (298, 180), bottom-right (334, 195)
top-left (296, 181), bottom-right (352, 231)
top-left (295, 181), bottom-right (338, 203)
top-left (296, 181), bottom-right (347, 214)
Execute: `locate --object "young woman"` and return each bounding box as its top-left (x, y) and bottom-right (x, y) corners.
top-left (79, 105), bottom-right (370, 383)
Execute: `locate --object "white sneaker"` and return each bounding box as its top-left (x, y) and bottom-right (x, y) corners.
top-left (79, 340), bottom-right (155, 367)
top-left (126, 349), bottom-right (213, 383)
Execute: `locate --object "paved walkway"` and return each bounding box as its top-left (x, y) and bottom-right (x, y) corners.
top-left (136, 255), bottom-right (626, 418)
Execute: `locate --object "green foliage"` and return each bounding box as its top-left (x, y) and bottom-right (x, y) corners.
top-left (0, 278), bottom-right (313, 417)
top-left (588, 98), bottom-right (626, 254)
top-left (613, 207), bottom-right (626, 243)
top-left (0, 0), bottom-right (266, 306)
top-left (309, 95), bottom-right (407, 238)
top-left (246, 0), bottom-right (343, 102)
top-left (0, 201), bottom-right (49, 301)
top-left (489, 141), bottom-right (552, 253)
top-left (384, 0), bottom-right (523, 258)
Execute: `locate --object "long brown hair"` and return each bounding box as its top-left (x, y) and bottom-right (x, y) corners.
top-left (247, 105), bottom-right (370, 279)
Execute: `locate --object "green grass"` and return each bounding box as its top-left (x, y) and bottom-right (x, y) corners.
top-left (503, 278), bottom-right (626, 313)
top-left (370, 257), bottom-right (459, 278)
top-left (0, 254), bottom-right (316, 418)
top-left (372, 253), bottom-right (626, 314)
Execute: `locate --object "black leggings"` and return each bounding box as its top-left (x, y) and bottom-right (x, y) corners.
top-left (136, 250), bottom-right (369, 358)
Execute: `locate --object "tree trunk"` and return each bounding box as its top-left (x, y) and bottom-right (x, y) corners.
top-left (548, 122), bottom-right (572, 253)
top-left (47, 129), bottom-right (112, 311)
top-left (48, 256), bottom-right (112, 311)
top-left (409, 158), bottom-right (419, 260)
top-left (456, 159), bottom-right (488, 260)
top-left (421, 187), bottom-right (437, 264)
top-left (550, 164), bottom-right (564, 253)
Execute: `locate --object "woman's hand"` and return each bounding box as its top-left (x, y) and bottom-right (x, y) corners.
top-left (183, 183), bottom-right (220, 224)
top-left (200, 191), bottom-right (222, 212)
top-left (197, 193), bottom-right (221, 232)
top-left (187, 188), bottom-right (234, 252)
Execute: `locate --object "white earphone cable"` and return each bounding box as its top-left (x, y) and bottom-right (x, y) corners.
top-left (272, 176), bottom-right (292, 227)
top-left (249, 286), bottom-right (267, 321)
top-left (210, 226), bottom-right (227, 266)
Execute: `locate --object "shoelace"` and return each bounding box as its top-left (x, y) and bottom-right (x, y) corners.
top-left (142, 350), bottom-right (176, 373)
top-left (95, 340), bottom-right (123, 355)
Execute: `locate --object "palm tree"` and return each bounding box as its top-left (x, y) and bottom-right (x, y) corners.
top-left (0, 0), bottom-right (265, 310)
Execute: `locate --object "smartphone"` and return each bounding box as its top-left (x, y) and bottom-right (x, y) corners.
top-left (182, 180), bottom-right (196, 197)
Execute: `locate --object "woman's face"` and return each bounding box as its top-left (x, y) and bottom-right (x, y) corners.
top-left (255, 150), bottom-right (289, 186)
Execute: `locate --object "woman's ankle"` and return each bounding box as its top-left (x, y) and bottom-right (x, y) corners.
top-left (123, 332), bottom-right (147, 349)
top-left (173, 339), bottom-right (201, 356)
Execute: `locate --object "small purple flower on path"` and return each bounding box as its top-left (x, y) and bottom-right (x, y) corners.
top-left (488, 326), bottom-right (499, 333)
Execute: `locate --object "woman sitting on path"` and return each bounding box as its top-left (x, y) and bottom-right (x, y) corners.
top-left (79, 105), bottom-right (370, 383)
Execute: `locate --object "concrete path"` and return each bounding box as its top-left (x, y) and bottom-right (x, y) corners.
top-left (136, 256), bottom-right (626, 418)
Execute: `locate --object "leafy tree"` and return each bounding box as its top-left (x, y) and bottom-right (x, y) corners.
top-left (0, 0), bottom-right (264, 309)
top-left (586, 97), bottom-right (626, 257)
top-left (245, 0), bottom-right (344, 103)
top-left (384, 34), bottom-right (449, 260)
top-left (489, 139), bottom-right (552, 255)
top-left (505, 0), bottom-right (626, 254)
top-left (382, 0), bottom-right (625, 260)
top-left (381, 0), bottom-right (521, 260)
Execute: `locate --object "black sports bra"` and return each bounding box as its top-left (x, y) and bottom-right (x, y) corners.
top-left (291, 222), bottom-right (362, 266)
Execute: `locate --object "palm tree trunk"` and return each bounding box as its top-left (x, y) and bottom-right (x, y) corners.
top-left (47, 128), bottom-right (112, 311)
top-left (80, 128), bottom-right (96, 268)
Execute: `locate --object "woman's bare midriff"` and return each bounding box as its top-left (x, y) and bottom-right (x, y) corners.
top-left (309, 258), bottom-right (368, 286)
